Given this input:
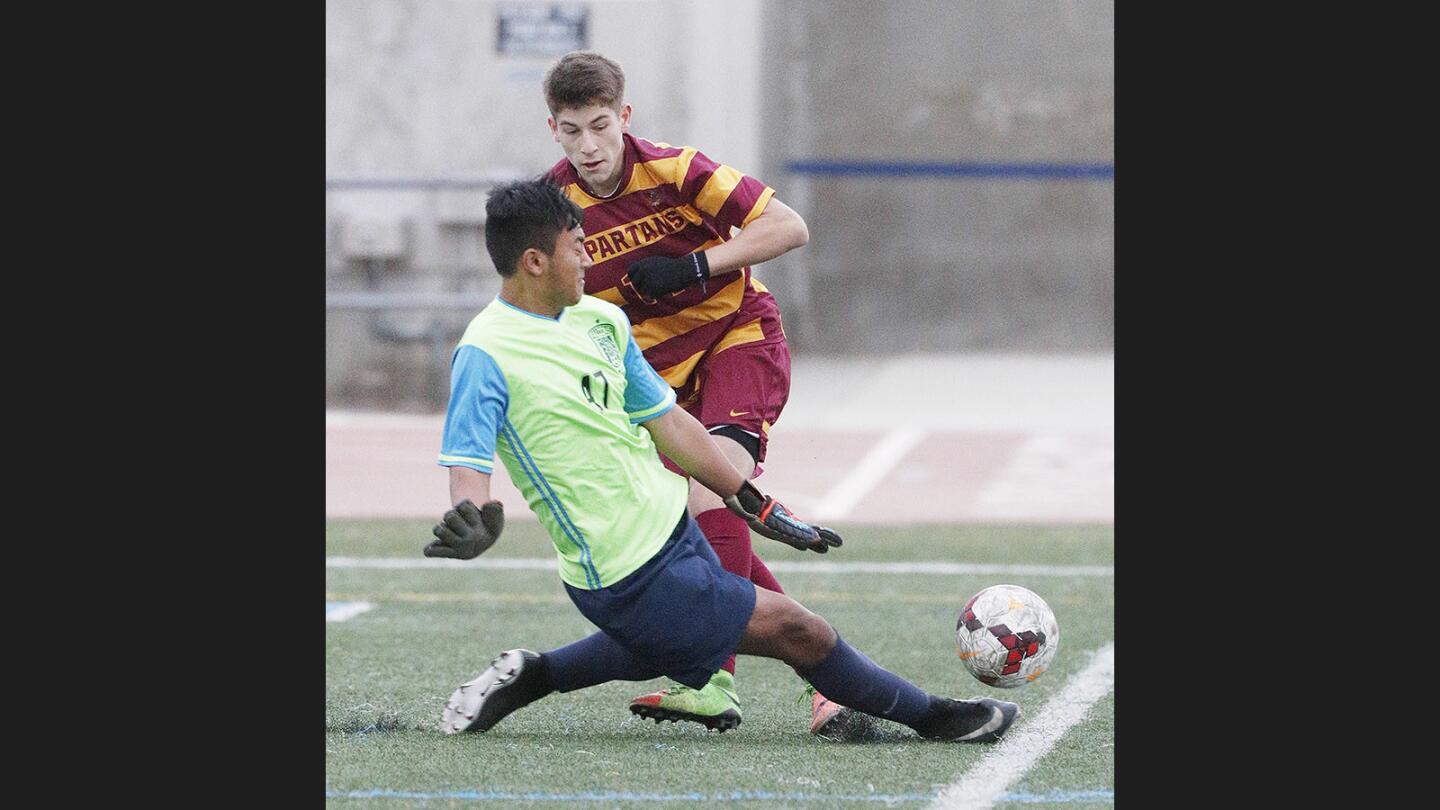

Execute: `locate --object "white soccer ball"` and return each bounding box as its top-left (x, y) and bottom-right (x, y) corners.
top-left (955, 584), bottom-right (1059, 688)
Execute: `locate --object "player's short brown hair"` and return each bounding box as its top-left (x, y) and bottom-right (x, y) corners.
top-left (544, 51), bottom-right (625, 114)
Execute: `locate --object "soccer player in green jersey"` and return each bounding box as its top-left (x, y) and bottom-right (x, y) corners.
top-left (430, 179), bottom-right (1019, 744)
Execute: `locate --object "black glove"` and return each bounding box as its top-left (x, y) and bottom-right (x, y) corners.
top-left (724, 480), bottom-right (843, 554)
top-left (627, 251), bottom-right (710, 298)
top-left (424, 499), bottom-right (505, 560)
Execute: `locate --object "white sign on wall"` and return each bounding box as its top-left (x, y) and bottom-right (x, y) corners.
top-left (496, 3), bottom-right (588, 57)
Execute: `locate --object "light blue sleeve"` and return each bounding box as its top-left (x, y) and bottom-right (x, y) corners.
top-left (621, 332), bottom-right (676, 424)
top-left (438, 345), bottom-right (508, 472)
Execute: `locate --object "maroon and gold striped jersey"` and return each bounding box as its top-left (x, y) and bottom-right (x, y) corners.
top-left (546, 134), bottom-right (783, 390)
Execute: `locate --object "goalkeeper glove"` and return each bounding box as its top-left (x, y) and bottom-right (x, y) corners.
top-left (424, 499), bottom-right (505, 560)
top-left (627, 251), bottom-right (710, 298)
top-left (724, 480), bottom-right (843, 554)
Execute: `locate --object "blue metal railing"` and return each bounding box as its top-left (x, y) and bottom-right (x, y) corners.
top-left (783, 160), bottom-right (1113, 179)
top-left (324, 160), bottom-right (1114, 191)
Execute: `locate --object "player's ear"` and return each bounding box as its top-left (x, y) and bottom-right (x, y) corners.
top-left (520, 247), bottom-right (548, 278)
top-left (547, 115), bottom-right (559, 142)
top-left (619, 104), bottom-right (631, 132)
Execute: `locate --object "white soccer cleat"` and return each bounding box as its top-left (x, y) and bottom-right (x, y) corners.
top-left (439, 649), bottom-right (546, 735)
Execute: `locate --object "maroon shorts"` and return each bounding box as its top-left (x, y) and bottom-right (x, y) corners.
top-left (664, 314), bottom-right (791, 473)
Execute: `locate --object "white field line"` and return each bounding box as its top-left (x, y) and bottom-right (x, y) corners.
top-left (929, 642), bottom-right (1116, 810)
top-left (809, 427), bottom-right (928, 521)
top-left (325, 557), bottom-right (1113, 577)
top-left (325, 601), bottom-right (374, 622)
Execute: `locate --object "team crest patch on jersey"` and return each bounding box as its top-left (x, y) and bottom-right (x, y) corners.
top-left (588, 323), bottom-right (623, 370)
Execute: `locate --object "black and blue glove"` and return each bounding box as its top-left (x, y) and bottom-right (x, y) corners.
top-left (724, 480), bottom-right (843, 554)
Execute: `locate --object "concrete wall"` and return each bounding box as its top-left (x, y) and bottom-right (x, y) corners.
top-left (756, 0), bottom-right (1114, 352)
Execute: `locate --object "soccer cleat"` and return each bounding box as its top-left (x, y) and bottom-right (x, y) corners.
top-left (913, 697), bottom-right (1020, 743)
top-left (804, 684), bottom-right (875, 741)
top-left (628, 670), bottom-right (742, 732)
top-left (439, 649), bottom-right (548, 735)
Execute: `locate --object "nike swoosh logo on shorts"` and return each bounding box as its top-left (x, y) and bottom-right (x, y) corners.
top-left (729, 409), bottom-right (750, 417)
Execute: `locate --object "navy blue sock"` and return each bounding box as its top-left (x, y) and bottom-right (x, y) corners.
top-left (542, 631), bottom-right (662, 693)
top-left (796, 633), bottom-right (934, 727)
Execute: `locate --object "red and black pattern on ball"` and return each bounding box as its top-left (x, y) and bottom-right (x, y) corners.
top-left (988, 625), bottom-right (1048, 676)
top-left (958, 594), bottom-right (985, 632)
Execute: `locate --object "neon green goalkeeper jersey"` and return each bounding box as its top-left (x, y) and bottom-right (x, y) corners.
top-left (437, 295), bottom-right (686, 589)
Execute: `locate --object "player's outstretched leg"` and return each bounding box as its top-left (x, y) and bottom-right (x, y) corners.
top-left (800, 631), bottom-right (1019, 743)
top-left (738, 587), bottom-right (1020, 743)
top-left (440, 650), bottom-right (552, 734)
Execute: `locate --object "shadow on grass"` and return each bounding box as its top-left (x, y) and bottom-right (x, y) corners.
top-left (326, 703), bottom-right (432, 734)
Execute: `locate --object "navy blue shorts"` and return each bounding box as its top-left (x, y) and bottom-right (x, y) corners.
top-left (564, 511), bottom-right (757, 689)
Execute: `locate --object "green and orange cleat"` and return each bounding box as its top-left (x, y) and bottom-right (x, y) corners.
top-left (629, 670), bottom-right (742, 732)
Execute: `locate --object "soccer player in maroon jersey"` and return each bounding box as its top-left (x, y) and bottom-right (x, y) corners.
top-left (541, 51), bottom-right (867, 739)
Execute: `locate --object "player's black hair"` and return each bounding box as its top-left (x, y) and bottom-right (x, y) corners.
top-left (484, 179), bottom-right (584, 277)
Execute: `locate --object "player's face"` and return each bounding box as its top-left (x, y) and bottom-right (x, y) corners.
top-left (549, 103), bottom-right (631, 193)
top-left (544, 224), bottom-right (591, 309)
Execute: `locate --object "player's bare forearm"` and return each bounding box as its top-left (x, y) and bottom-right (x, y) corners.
top-left (702, 198), bottom-right (808, 274)
top-left (449, 466), bottom-right (493, 507)
top-left (641, 407), bottom-right (747, 499)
